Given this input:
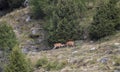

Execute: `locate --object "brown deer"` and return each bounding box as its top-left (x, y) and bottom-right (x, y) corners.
top-left (53, 43), bottom-right (65, 49)
top-left (65, 40), bottom-right (75, 47)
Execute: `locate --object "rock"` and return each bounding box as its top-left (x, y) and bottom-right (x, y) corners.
top-left (31, 46), bottom-right (39, 51)
top-left (57, 54), bottom-right (63, 59)
top-left (99, 57), bottom-right (109, 64)
top-left (90, 41), bottom-right (94, 43)
top-left (34, 68), bottom-right (45, 72)
top-left (21, 48), bottom-right (29, 54)
top-left (31, 28), bottom-right (38, 35)
top-left (0, 66), bottom-right (3, 72)
top-left (67, 58), bottom-right (78, 64)
top-left (114, 43), bottom-right (120, 46)
top-left (105, 50), bottom-right (113, 54)
top-left (87, 2), bottom-right (94, 9)
top-left (25, 16), bottom-right (31, 22)
top-left (61, 67), bottom-right (72, 72)
top-left (30, 28), bottom-right (43, 38)
top-left (114, 69), bottom-right (120, 72)
top-left (90, 47), bottom-right (96, 51)
top-left (29, 51), bottom-right (37, 56)
top-left (72, 51), bottom-right (78, 55)
top-left (23, 0), bottom-right (29, 7)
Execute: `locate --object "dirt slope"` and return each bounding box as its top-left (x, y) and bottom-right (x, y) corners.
top-left (28, 33), bottom-right (120, 72)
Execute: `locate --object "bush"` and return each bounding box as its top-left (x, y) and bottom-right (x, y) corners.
top-left (35, 58), bottom-right (66, 71)
top-left (6, 0), bottom-right (25, 9)
top-left (45, 61), bottom-right (65, 71)
top-left (35, 57), bottom-right (48, 68)
top-left (0, 0), bottom-right (9, 10)
top-left (4, 46), bottom-right (33, 72)
top-left (44, 0), bottom-right (85, 45)
top-left (30, 0), bottom-right (87, 45)
top-left (0, 22), bottom-right (17, 51)
top-left (30, 0), bottom-right (47, 19)
top-left (89, 0), bottom-right (119, 40)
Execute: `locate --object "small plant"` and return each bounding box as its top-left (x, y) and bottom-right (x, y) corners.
top-left (0, 21), bottom-right (17, 51)
top-left (30, 0), bottom-right (46, 19)
top-left (7, 0), bottom-right (25, 9)
top-left (35, 57), bottom-right (48, 68)
top-left (112, 56), bottom-right (120, 66)
top-left (4, 46), bottom-right (33, 72)
top-left (89, 0), bottom-right (119, 40)
top-left (35, 58), bottom-right (66, 71)
top-left (45, 61), bottom-right (66, 71)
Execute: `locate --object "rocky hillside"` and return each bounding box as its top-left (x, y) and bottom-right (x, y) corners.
top-left (27, 32), bottom-right (120, 72)
top-left (0, 1), bottom-right (120, 72)
top-left (0, 7), bottom-right (49, 52)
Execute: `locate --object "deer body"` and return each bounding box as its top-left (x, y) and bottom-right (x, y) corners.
top-left (66, 41), bottom-right (75, 47)
top-left (53, 43), bottom-right (64, 49)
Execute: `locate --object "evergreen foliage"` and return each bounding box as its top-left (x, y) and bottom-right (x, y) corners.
top-left (30, 0), bottom-right (86, 45)
top-left (35, 57), bottom-right (66, 71)
top-left (30, 0), bottom-right (47, 19)
top-left (4, 46), bottom-right (33, 72)
top-left (6, 0), bottom-right (25, 9)
top-left (89, 0), bottom-right (120, 40)
top-left (0, 22), bottom-right (17, 51)
top-left (44, 0), bottom-right (84, 45)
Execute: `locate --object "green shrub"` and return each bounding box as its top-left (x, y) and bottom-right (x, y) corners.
top-left (36, 58), bottom-right (66, 71)
top-left (35, 57), bottom-right (48, 68)
top-left (44, 0), bottom-right (85, 45)
top-left (30, 0), bottom-right (47, 19)
top-left (45, 61), bottom-right (65, 71)
top-left (6, 0), bottom-right (25, 9)
top-left (4, 46), bottom-right (33, 72)
top-left (89, 0), bottom-right (119, 40)
top-left (0, 22), bottom-right (17, 51)
top-left (30, 0), bottom-right (87, 45)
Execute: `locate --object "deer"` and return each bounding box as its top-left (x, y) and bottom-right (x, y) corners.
top-left (53, 43), bottom-right (65, 49)
top-left (65, 40), bottom-right (75, 47)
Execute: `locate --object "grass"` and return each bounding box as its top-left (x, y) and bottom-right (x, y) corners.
top-left (0, 1), bottom-right (120, 72)
top-left (35, 57), bottom-right (67, 71)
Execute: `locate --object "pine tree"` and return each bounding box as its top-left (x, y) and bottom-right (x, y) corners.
top-left (89, 0), bottom-right (119, 40)
top-left (0, 21), bottom-right (17, 51)
top-left (45, 0), bottom-right (84, 45)
top-left (6, 0), bottom-right (25, 9)
top-left (30, 0), bottom-right (47, 19)
top-left (4, 46), bottom-right (33, 72)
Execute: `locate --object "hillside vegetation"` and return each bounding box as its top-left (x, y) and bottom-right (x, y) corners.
top-left (0, 0), bottom-right (120, 72)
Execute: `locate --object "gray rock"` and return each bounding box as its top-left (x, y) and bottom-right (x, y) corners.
top-left (72, 51), bottom-right (78, 55)
top-left (60, 67), bottom-right (72, 72)
top-left (105, 50), bottom-right (113, 54)
top-left (114, 43), bottom-right (120, 46)
top-left (99, 57), bottom-right (109, 64)
top-left (90, 47), bottom-right (96, 51)
top-left (30, 28), bottom-right (42, 36)
top-left (57, 55), bottom-right (63, 59)
top-left (23, 0), bottom-right (29, 7)
top-left (90, 41), bottom-right (94, 43)
top-left (114, 69), bottom-right (120, 72)
top-left (67, 58), bottom-right (78, 64)
top-left (21, 48), bottom-right (29, 54)
top-left (25, 16), bottom-right (31, 22)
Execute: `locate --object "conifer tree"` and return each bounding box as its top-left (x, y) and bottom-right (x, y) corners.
top-left (0, 22), bottom-right (17, 72)
top-left (45, 0), bottom-right (84, 45)
top-left (0, 21), bottom-right (17, 51)
top-left (89, 0), bottom-right (119, 40)
top-left (6, 0), bottom-right (25, 9)
top-left (4, 46), bottom-right (32, 72)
